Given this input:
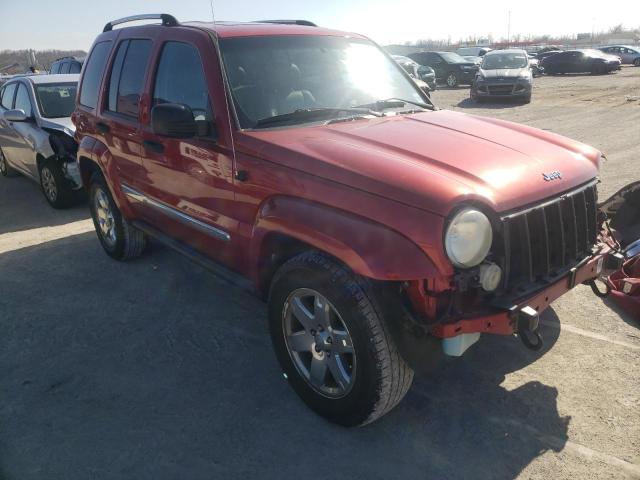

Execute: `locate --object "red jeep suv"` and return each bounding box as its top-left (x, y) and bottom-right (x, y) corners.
top-left (73, 14), bottom-right (625, 426)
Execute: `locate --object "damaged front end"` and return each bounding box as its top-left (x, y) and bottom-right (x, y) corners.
top-left (402, 180), bottom-right (640, 359)
top-left (596, 181), bottom-right (640, 318)
top-left (43, 126), bottom-right (82, 190)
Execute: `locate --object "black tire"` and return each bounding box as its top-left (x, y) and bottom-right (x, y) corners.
top-left (268, 251), bottom-right (414, 427)
top-left (0, 147), bottom-right (18, 177)
top-left (522, 94), bottom-right (532, 104)
top-left (445, 72), bottom-right (459, 88)
top-left (40, 157), bottom-right (75, 209)
top-left (89, 174), bottom-right (146, 261)
top-left (634, 58), bottom-right (640, 67)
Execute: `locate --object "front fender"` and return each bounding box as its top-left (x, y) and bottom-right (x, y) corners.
top-left (250, 196), bottom-right (443, 283)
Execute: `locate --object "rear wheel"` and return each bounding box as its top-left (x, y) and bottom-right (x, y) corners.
top-left (40, 158), bottom-right (74, 208)
top-left (268, 251), bottom-right (414, 427)
top-left (89, 174), bottom-right (146, 260)
top-left (446, 72), bottom-right (459, 88)
top-left (0, 148), bottom-right (17, 177)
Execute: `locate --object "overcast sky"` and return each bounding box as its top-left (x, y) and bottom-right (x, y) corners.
top-left (1, 0), bottom-right (638, 51)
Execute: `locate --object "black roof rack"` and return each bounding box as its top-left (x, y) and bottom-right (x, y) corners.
top-left (103, 14), bottom-right (179, 32)
top-left (256, 20), bottom-right (317, 27)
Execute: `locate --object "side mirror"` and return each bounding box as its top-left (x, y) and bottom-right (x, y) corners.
top-left (4, 109), bottom-right (28, 122)
top-left (151, 103), bottom-right (197, 138)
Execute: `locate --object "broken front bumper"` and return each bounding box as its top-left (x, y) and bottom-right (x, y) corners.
top-left (433, 248), bottom-right (613, 341)
top-left (433, 180), bottom-right (640, 356)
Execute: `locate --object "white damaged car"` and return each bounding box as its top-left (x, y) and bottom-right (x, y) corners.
top-left (0, 74), bottom-right (82, 208)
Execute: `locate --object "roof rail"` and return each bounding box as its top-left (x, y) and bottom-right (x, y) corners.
top-left (257, 20), bottom-right (317, 27)
top-left (103, 14), bottom-right (179, 32)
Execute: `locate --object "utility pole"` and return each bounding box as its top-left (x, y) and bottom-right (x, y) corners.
top-left (507, 10), bottom-right (511, 47)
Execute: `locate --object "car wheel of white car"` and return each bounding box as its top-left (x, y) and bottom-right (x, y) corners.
top-left (39, 158), bottom-right (74, 209)
top-left (0, 148), bottom-right (17, 177)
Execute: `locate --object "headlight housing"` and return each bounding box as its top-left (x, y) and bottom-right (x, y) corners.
top-left (445, 208), bottom-right (493, 268)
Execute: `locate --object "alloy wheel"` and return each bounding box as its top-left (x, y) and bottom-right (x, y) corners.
top-left (41, 167), bottom-right (57, 201)
top-left (283, 288), bottom-right (356, 398)
top-left (447, 73), bottom-right (457, 87)
top-left (94, 188), bottom-right (117, 247)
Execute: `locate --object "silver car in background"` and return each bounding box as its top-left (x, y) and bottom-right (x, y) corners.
top-left (598, 45), bottom-right (640, 66)
top-left (0, 74), bottom-right (82, 208)
top-left (470, 49), bottom-right (533, 103)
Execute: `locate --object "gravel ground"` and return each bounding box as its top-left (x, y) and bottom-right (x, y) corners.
top-left (0, 67), bottom-right (639, 480)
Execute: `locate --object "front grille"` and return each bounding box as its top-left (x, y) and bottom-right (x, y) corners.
top-left (487, 84), bottom-right (515, 95)
top-left (498, 181), bottom-right (598, 295)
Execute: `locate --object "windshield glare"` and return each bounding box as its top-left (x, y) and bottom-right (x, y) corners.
top-left (221, 36), bottom-right (425, 128)
top-left (481, 53), bottom-right (528, 70)
top-left (439, 52), bottom-right (468, 64)
top-left (35, 83), bottom-right (77, 118)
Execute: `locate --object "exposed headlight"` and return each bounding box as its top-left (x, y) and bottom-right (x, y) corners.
top-left (445, 208), bottom-right (493, 268)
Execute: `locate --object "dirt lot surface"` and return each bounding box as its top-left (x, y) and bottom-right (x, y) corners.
top-left (0, 67), bottom-right (639, 480)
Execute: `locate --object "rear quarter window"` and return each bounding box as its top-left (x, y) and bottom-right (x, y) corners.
top-left (79, 41), bottom-right (112, 109)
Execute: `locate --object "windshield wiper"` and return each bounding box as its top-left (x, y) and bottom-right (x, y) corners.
top-left (254, 107), bottom-right (383, 129)
top-left (356, 98), bottom-right (434, 112)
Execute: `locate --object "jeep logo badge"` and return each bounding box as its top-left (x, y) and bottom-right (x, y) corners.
top-left (542, 171), bottom-right (562, 181)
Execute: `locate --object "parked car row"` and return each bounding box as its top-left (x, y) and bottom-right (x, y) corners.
top-left (400, 43), bottom-right (636, 106)
top-left (1, 15), bottom-right (637, 428)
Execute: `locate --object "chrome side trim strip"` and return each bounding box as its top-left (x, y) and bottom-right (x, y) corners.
top-left (121, 184), bottom-right (231, 242)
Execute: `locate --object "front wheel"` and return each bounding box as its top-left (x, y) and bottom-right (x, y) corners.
top-left (634, 58), bottom-right (640, 67)
top-left (89, 175), bottom-right (146, 260)
top-left (40, 158), bottom-right (74, 208)
top-left (268, 252), bottom-right (414, 427)
top-left (446, 72), bottom-right (459, 88)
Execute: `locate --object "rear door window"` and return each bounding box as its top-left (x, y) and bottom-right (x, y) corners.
top-left (153, 41), bottom-right (212, 122)
top-left (79, 41), bottom-right (112, 109)
top-left (107, 39), bottom-right (152, 118)
top-left (60, 62), bottom-right (71, 74)
top-left (14, 84), bottom-right (33, 117)
top-left (1, 83), bottom-right (17, 108)
top-left (50, 62), bottom-right (60, 74)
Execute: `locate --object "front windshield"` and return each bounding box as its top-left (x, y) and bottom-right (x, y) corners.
top-left (481, 53), bottom-right (528, 69)
top-left (35, 83), bottom-right (77, 118)
top-left (220, 36), bottom-right (425, 129)
top-left (439, 52), bottom-right (468, 64)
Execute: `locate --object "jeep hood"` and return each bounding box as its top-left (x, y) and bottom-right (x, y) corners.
top-left (243, 110), bottom-right (600, 215)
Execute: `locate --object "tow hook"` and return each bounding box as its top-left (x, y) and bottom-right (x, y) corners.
top-left (517, 306), bottom-right (544, 351)
top-left (587, 279), bottom-right (611, 298)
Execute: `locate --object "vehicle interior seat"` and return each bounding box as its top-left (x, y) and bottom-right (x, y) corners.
top-left (279, 63), bottom-right (316, 113)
